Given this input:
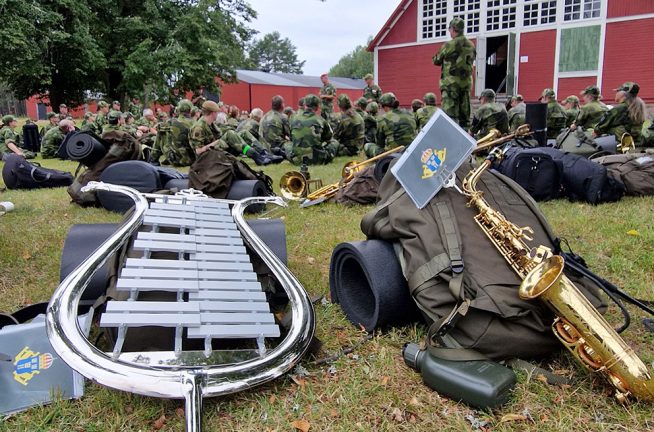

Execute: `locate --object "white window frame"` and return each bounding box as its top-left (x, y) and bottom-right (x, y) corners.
top-left (418, 0), bottom-right (448, 41)
top-left (486, 0), bottom-right (519, 32)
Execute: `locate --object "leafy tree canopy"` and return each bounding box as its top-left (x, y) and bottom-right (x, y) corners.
top-left (0, 0), bottom-right (256, 108)
top-left (247, 31), bottom-right (305, 74)
top-left (329, 37), bottom-right (373, 79)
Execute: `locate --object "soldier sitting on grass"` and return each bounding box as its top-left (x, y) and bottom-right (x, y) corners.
top-left (364, 92), bottom-right (416, 158)
top-left (334, 94), bottom-right (364, 157)
top-left (470, 89), bottom-right (509, 140)
top-left (41, 119), bottom-right (76, 159)
top-left (286, 94), bottom-right (338, 165)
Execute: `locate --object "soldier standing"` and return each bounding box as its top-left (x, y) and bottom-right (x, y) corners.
top-left (364, 92), bottom-right (416, 158)
top-left (416, 92), bottom-right (438, 131)
top-left (319, 73), bottom-right (336, 121)
top-left (333, 94), bottom-right (364, 156)
top-left (287, 94), bottom-right (337, 165)
top-left (507, 95), bottom-right (526, 132)
top-left (432, 18), bottom-right (476, 129)
top-left (540, 89), bottom-right (567, 139)
top-left (363, 73), bottom-right (382, 103)
top-left (572, 86), bottom-right (608, 130)
top-left (470, 89), bottom-right (509, 140)
top-left (562, 95), bottom-right (580, 127)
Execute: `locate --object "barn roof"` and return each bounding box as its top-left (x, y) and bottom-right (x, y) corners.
top-left (368, 0), bottom-right (413, 51)
top-left (235, 70), bottom-right (365, 90)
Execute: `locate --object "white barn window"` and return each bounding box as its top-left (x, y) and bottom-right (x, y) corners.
top-left (421, 0), bottom-right (447, 39)
top-left (454, 0), bottom-right (481, 34)
top-left (486, 0), bottom-right (517, 31)
top-left (564, 0), bottom-right (601, 21)
top-left (523, 0), bottom-right (557, 26)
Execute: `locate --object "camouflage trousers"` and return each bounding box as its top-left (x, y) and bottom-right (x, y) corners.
top-left (162, 142), bottom-right (195, 167)
top-left (237, 129), bottom-right (270, 152)
top-left (441, 86), bottom-right (471, 129)
top-left (336, 139), bottom-right (360, 157)
top-left (283, 141), bottom-right (338, 165)
top-left (363, 142), bottom-right (385, 158)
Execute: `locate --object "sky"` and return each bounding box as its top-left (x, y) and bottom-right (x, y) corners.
top-left (244, 0), bottom-right (401, 76)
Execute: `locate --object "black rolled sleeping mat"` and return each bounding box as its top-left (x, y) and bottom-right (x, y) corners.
top-left (227, 179), bottom-right (268, 213)
top-left (329, 240), bottom-right (421, 331)
top-left (66, 132), bottom-right (108, 166)
top-left (373, 153), bottom-right (400, 183)
top-left (60, 224), bottom-right (119, 302)
top-left (246, 219), bottom-right (287, 265)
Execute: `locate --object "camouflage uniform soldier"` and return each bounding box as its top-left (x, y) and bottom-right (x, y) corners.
top-left (415, 92), bottom-right (438, 131)
top-left (540, 89), bottom-right (567, 139)
top-left (0, 115), bottom-right (28, 159)
top-left (334, 94), bottom-right (364, 156)
top-left (153, 99), bottom-right (196, 166)
top-left (364, 93), bottom-right (416, 158)
top-left (507, 94), bottom-right (526, 132)
top-left (128, 98), bottom-right (143, 119)
top-left (41, 120), bottom-right (75, 159)
top-left (102, 111), bottom-right (127, 137)
top-left (364, 102), bottom-right (379, 144)
top-left (57, 104), bottom-right (69, 121)
top-left (42, 112), bottom-right (60, 136)
top-left (433, 18), bottom-right (476, 128)
top-left (319, 73), bottom-right (336, 120)
top-left (363, 73), bottom-right (382, 103)
top-left (562, 95), bottom-right (580, 127)
top-left (594, 82), bottom-right (646, 145)
top-left (287, 94), bottom-right (337, 165)
top-left (260, 95), bottom-right (292, 156)
top-left (236, 108), bottom-right (264, 141)
top-left (573, 86), bottom-right (608, 130)
top-left (94, 101), bottom-right (110, 132)
top-left (470, 89), bottom-right (509, 140)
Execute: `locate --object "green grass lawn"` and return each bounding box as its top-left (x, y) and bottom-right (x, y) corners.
top-left (0, 155), bottom-right (653, 431)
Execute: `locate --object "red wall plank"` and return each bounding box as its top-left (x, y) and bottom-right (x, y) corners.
top-left (517, 30), bottom-right (557, 102)
top-left (607, 0), bottom-right (654, 18)
top-left (557, 76), bottom-right (598, 103)
top-left (221, 81), bottom-right (252, 111)
top-left (602, 19), bottom-right (654, 104)
top-left (379, 0), bottom-right (418, 47)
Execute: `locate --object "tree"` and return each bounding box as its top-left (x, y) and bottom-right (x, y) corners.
top-left (329, 37), bottom-right (373, 79)
top-left (247, 31), bottom-right (305, 74)
top-left (0, 0), bottom-right (256, 108)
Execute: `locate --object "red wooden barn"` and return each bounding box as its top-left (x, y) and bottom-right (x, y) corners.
top-left (369, 0), bottom-right (654, 104)
top-left (221, 70), bottom-right (365, 112)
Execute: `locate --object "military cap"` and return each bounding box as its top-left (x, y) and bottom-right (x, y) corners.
top-left (563, 95), bottom-right (579, 104)
top-left (2, 115), bottom-right (16, 124)
top-left (449, 17), bottom-right (465, 33)
top-left (366, 102), bottom-right (379, 114)
top-left (84, 112), bottom-right (93, 119)
top-left (480, 89), bottom-right (496, 100)
top-left (581, 85), bottom-right (601, 97)
top-left (107, 110), bottom-right (123, 123)
top-left (202, 100), bottom-right (221, 112)
top-left (59, 103), bottom-right (67, 108)
top-left (98, 101), bottom-right (109, 108)
top-left (615, 82), bottom-right (640, 96)
top-left (191, 106), bottom-right (200, 115)
top-left (46, 112), bottom-right (57, 119)
top-left (541, 88), bottom-right (556, 99)
top-left (177, 99), bottom-right (193, 113)
top-left (379, 92), bottom-right (397, 107)
top-left (512, 94), bottom-right (524, 102)
top-left (320, 73), bottom-right (328, 79)
top-left (304, 94), bottom-right (320, 109)
top-left (423, 92), bottom-right (437, 105)
top-left (364, 73), bottom-right (374, 81)
top-left (356, 97), bottom-right (368, 109)
top-left (112, 100), bottom-right (120, 106)
top-left (337, 94), bottom-right (352, 109)
top-left (298, 98), bottom-right (305, 106)
top-left (126, 112), bottom-right (134, 119)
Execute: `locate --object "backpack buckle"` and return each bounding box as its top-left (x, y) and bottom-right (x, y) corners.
top-left (450, 259), bottom-right (464, 274)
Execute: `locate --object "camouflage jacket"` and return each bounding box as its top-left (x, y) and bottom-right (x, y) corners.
top-left (334, 109), bottom-right (364, 149)
top-left (260, 110), bottom-right (291, 148)
top-left (0, 126), bottom-right (18, 153)
top-left (577, 101), bottom-right (608, 130)
top-left (224, 117), bottom-right (239, 131)
top-left (377, 108), bottom-right (417, 149)
top-left (470, 102), bottom-right (509, 139)
top-left (80, 121), bottom-right (101, 135)
top-left (41, 123), bottom-right (57, 137)
top-left (94, 112), bottom-right (107, 131)
top-left (508, 102), bottom-right (526, 132)
top-left (102, 124), bottom-right (125, 137)
top-left (363, 84), bottom-right (382, 102)
top-left (41, 126), bottom-right (65, 159)
top-left (433, 34), bottom-right (476, 89)
top-left (236, 118), bottom-right (260, 140)
top-left (594, 103), bottom-right (643, 144)
top-left (364, 112), bottom-right (378, 144)
top-left (190, 117), bottom-right (220, 149)
top-left (290, 110), bottom-right (333, 150)
top-left (416, 105), bottom-right (437, 131)
top-left (565, 107), bottom-right (579, 127)
top-left (128, 102), bottom-right (143, 118)
top-left (546, 101), bottom-right (567, 138)
top-left (319, 83), bottom-right (336, 112)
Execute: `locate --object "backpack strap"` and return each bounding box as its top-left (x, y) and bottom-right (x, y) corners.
top-left (30, 166), bottom-right (51, 183)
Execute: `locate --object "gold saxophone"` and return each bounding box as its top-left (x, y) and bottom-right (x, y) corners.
top-left (463, 149), bottom-right (654, 403)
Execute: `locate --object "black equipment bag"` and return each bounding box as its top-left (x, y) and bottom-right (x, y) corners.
top-left (1, 154), bottom-right (73, 190)
top-left (525, 103), bottom-right (547, 147)
top-left (492, 147), bottom-right (562, 201)
top-left (21, 123), bottom-right (41, 153)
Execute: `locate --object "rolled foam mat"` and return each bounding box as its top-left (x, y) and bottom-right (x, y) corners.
top-left (60, 224), bottom-right (119, 302)
top-left (66, 132), bottom-right (107, 166)
top-left (227, 179), bottom-right (268, 213)
top-left (246, 219), bottom-right (287, 265)
top-left (373, 154), bottom-right (400, 183)
top-left (329, 240), bottom-right (421, 331)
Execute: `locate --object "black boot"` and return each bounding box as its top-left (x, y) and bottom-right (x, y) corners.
top-left (246, 147), bottom-right (272, 166)
top-left (261, 149), bottom-right (284, 164)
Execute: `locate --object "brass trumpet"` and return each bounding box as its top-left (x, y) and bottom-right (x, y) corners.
top-left (473, 124), bottom-right (532, 154)
top-left (279, 146), bottom-right (405, 203)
